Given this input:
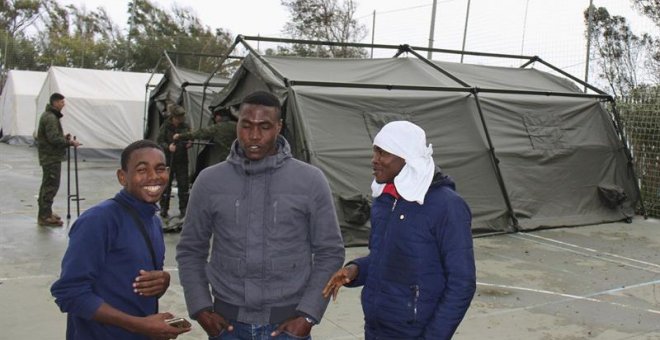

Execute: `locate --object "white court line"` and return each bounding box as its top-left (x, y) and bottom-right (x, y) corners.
top-left (520, 232), bottom-right (660, 269)
top-left (472, 280), bottom-right (660, 319)
top-left (509, 234), bottom-right (660, 274)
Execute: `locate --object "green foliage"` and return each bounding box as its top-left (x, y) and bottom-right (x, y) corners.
top-left (584, 5), bottom-right (653, 97)
top-left (631, 0), bottom-right (660, 83)
top-left (0, 0), bottom-right (42, 34)
top-left (33, 0), bottom-right (119, 69)
top-left (0, 0), bottom-right (42, 70)
top-left (1, 0), bottom-right (234, 74)
top-left (127, 1), bottom-right (234, 73)
top-left (280, 0), bottom-right (367, 58)
top-left (632, 0), bottom-right (660, 27)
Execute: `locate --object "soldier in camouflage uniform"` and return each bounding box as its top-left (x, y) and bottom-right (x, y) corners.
top-left (157, 104), bottom-right (191, 218)
top-left (36, 93), bottom-right (80, 226)
top-left (173, 109), bottom-right (237, 174)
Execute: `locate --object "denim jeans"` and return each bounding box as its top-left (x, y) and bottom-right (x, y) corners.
top-left (209, 320), bottom-right (312, 340)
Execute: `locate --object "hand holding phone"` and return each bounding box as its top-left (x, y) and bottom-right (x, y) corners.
top-left (165, 317), bottom-right (192, 329)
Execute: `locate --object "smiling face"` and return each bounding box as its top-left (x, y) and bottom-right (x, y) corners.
top-left (372, 145), bottom-right (406, 184)
top-left (116, 147), bottom-right (169, 203)
top-left (237, 103), bottom-right (282, 161)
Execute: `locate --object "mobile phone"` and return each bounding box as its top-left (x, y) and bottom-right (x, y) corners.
top-left (165, 317), bottom-right (192, 329)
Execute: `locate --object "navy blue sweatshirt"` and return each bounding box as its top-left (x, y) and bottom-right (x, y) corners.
top-left (51, 189), bottom-right (165, 340)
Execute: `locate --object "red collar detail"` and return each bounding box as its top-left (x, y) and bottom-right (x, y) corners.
top-left (382, 183), bottom-right (399, 199)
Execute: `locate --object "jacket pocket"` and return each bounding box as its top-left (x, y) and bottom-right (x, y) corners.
top-left (212, 252), bottom-right (246, 278)
top-left (269, 194), bottom-right (309, 243)
top-left (268, 253), bottom-right (311, 302)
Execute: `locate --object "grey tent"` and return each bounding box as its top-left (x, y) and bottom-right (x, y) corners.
top-left (209, 37), bottom-right (640, 246)
top-left (147, 52), bottom-right (229, 176)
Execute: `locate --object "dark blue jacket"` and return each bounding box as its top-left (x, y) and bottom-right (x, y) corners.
top-left (51, 190), bottom-right (165, 340)
top-left (349, 172), bottom-right (476, 340)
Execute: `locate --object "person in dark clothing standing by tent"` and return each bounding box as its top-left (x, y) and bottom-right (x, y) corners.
top-left (157, 104), bottom-right (191, 218)
top-left (173, 109), bottom-right (237, 174)
top-left (323, 121), bottom-right (476, 340)
top-left (37, 92), bottom-right (80, 226)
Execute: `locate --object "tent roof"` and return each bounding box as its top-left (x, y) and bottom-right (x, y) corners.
top-left (3, 70), bottom-right (47, 95)
top-left (35, 67), bottom-right (163, 156)
top-left (0, 70), bottom-right (47, 144)
top-left (262, 56), bottom-right (580, 92)
top-left (149, 61), bottom-right (229, 103)
top-left (210, 54), bottom-right (591, 110)
top-left (47, 66), bottom-right (162, 101)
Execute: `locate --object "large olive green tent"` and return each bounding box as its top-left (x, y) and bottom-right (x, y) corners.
top-left (209, 36), bottom-right (641, 246)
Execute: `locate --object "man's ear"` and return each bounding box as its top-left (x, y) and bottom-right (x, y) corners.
top-left (116, 168), bottom-right (127, 187)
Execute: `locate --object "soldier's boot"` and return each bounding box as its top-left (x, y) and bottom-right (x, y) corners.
top-left (38, 215), bottom-right (63, 227)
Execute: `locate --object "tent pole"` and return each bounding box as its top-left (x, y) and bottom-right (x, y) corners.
top-left (584, 0), bottom-right (595, 93)
top-left (236, 35), bottom-right (288, 82)
top-left (526, 56), bottom-right (608, 95)
top-left (427, 0), bottom-right (438, 59)
top-left (286, 80), bottom-right (612, 100)
top-left (518, 56), bottom-right (538, 68)
top-left (472, 90), bottom-right (520, 231)
top-left (608, 101), bottom-right (648, 219)
top-left (403, 45), bottom-right (471, 87)
top-left (370, 10), bottom-right (376, 59)
top-left (198, 36), bottom-right (243, 132)
top-left (144, 52), bottom-right (165, 138)
top-left (240, 35), bottom-right (536, 61)
top-left (460, 0), bottom-right (471, 63)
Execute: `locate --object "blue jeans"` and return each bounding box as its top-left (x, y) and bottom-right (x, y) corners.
top-left (209, 320), bottom-right (312, 340)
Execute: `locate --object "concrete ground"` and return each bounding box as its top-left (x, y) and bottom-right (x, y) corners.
top-left (0, 142), bottom-right (659, 339)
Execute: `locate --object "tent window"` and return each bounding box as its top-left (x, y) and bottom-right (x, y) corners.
top-left (522, 112), bottom-right (567, 150)
top-left (362, 111), bottom-right (413, 141)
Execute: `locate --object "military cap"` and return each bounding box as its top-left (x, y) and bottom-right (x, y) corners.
top-left (170, 104), bottom-right (186, 117)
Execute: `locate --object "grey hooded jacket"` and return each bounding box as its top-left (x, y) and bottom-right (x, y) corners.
top-left (176, 136), bottom-right (345, 325)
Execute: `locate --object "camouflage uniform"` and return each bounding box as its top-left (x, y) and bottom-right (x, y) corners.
top-left (157, 109), bottom-right (191, 217)
top-left (36, 104), bottom-right (70, 221)
top-left (177, 118), bottom-right (237, 167)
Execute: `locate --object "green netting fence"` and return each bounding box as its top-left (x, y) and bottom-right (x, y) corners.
top-left (617, 88), bottom-right (660, 218)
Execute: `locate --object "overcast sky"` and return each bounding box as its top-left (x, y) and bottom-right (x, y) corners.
top-left (62, 0), bottom-right (656, 84)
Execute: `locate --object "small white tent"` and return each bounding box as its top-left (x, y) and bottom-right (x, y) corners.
top-left (35, 67), bottom-right (162, 158)
top-left (0, 70), bottom-right (47, 144)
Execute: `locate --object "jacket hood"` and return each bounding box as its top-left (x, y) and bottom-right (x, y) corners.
top-left (430, 166), bottom-right (456, 191)
top-left (227, 135), bottom-right (292, 175)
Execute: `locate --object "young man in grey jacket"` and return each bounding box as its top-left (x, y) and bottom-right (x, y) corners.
top-left (176, 90), bottom-right (345, 339)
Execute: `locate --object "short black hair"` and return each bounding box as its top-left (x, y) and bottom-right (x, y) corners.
top-left (121, 140), bottom-right (163, 170)
top-left (240, 90), bottom-right (281, 118)
top-left (49, 93), bottom-right (65, 105)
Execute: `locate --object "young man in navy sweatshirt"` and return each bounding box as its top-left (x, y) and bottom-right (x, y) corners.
top-left (51, 140), bottom-right (190, 339)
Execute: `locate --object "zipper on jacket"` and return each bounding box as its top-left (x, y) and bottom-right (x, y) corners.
top-left (409, 284), bottom-right (420, 324)
top-left (235, 200), bottom-right (240, 225)
top-left (391, 198), bottom-right (398, 212)
top-left (273, 200), bottom-right (278, 224)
